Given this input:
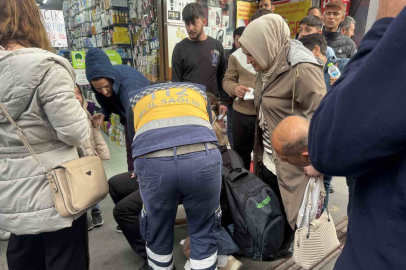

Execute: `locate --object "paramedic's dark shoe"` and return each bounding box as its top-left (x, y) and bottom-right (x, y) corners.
top-left (91, 210), bottom-right (104, 227)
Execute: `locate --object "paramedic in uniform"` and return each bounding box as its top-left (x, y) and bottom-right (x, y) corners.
top-left (129, 83), bottom-right (222, 270)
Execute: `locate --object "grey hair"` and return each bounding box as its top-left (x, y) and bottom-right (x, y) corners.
top-left (339, 16), bottom-right (356, 32)
top-left (281, 134), bottom-right (308, 157)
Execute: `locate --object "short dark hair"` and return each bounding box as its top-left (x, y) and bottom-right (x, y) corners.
top-left (307, 7), bottom-right (321, 14)
top-left (258, 0), bottom-right (273, 8)
top-left (251, 7), bottom-right (273, 21)
top-left (233, 27), bottom-right (245, 37)
top-left (339, 16), bottom-right (356, 31)
top-left (299, 15), bottom-right (323, 30)
top-left (182, 3), bottom-right (205, 23)
top-left (299, 33), bottom-right (328, 57)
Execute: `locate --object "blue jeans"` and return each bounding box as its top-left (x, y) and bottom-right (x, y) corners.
top-left (227, 104), bottom-right (233, 148)
top-left (218, 224), bottom-right (240, 256)
top-left (323, 175), bottom-right (332, 210)
top-left (92, 203), bottom-right (100, 212)
top-left (136, 146), bottom-right (222, 270)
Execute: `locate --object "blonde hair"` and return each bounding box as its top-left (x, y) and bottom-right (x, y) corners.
top-left (0, 0), bottom-right (52, 51)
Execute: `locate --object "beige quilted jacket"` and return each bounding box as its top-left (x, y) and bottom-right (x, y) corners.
top-left (0, 48), bottom-right (89, 235)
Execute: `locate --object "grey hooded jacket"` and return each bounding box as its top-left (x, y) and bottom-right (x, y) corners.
top-left (0, 48), bottom-right (89, 235)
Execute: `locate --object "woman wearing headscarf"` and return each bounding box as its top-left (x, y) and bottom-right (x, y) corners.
top-left (239, 14), bottom-right (326, 260)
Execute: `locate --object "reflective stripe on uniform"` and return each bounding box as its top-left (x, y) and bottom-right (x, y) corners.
top-left (147, 247), bottom-right (173, 270)
top-left (134, 116), bottom-right (213, 140)
top-left (190, 251), bottom-right (218, 270)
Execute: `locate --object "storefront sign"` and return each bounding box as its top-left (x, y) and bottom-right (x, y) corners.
top-left (274, 0), bottom-right (312, 38)
top-left (71, 51), bottom-right (86, 69)
top-left (40, 9), bottom-right (68, 48)
top-left (236, 1), bottom-right (258, 27)
top-left (321, 0), bottom-right (351, 15)
top-left (105, 50), bottom-right (123, 65)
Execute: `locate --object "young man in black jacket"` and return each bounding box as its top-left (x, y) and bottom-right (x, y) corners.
top-left (172, 3), bottom-right (228, 118)
top-left (322, 0), bottom-right (356, 58)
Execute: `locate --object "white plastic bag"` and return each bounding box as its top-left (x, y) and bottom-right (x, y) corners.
top-left (296, 178), bottom-right (323, 228)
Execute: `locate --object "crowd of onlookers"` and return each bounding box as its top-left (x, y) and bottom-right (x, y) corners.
top-left (1, 0), bottom-right (406, 270)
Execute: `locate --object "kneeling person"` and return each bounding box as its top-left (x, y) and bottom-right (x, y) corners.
top-left (129, 83), bottom-right (222, 270)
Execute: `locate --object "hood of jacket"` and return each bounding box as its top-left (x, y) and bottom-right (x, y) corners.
top-left (0, 48), bottom-right (75, 123)
top-left (85, 48), bottom-right (120, 94)
top-left (288, 39), bottom-right (324, 67)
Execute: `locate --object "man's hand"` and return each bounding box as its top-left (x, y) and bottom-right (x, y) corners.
top-left (219, 105), bottom-right (228, 119)
top-left (330, 76), bottom-right (339, 86)
top-left (91, 113), bottom-right (105, 131)
top-left (304, 165), bottom-right (324, 178)
top-left (234, 85), bottom-right (250, 99)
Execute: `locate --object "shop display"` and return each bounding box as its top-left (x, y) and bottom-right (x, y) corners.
top-left (128, 0), bottom-right (162, 81)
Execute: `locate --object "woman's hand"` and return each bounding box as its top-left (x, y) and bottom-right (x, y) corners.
top-left (91, 113), bottom-right (105, 130)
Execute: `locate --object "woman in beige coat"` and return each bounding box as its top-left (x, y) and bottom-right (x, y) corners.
top-left (74, 85), bottom-right (110, 230)
top-left (239, 14), bottom-right (326, 260)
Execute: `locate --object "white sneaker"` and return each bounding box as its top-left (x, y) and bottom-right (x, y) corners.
top-left (219, 256), bottom-right (243, 270)
top-left (0, 230), bottom-right (11, 241)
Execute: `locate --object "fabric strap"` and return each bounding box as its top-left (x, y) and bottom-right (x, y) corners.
top-left (0, 101), bottom-right (47, 173)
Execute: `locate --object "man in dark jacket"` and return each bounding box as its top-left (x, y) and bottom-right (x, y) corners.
top-left (309, 2), bottom-right (406, 269)
top-left (322, 0), bottom-right (356, 58)
top-left (225, 27), bottom-right (245, 61)
top-left (85, 48), bottom-right (150, 171)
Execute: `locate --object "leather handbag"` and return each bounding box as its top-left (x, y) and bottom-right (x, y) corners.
top-left (293, 178), bottom-right (340, 269)
top-left (0, 101), bottom-right (109, 218)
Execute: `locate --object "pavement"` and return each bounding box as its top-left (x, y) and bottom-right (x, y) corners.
top-left (0, 135), bottom-right (350, 270)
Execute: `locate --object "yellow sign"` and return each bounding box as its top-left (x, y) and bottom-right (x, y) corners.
top-left (274, 0), bottom-right (312, 38)
top-left (133, 88), bottom-right (208, 131)
top-left (236, 1), bottom-right (258, 27)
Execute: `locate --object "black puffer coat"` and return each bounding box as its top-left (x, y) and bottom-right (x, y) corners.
top-left (323, 28), bottom-right (357, 58)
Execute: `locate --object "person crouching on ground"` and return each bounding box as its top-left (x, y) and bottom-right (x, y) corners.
top-left (129, 82), bottom-right (221, 270)
top-left (74, 84), bottom-right (110, 230)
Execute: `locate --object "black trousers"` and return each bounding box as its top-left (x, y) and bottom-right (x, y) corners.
top-left (109, 172), bottom-right (146, 259)
top-left (124, 123), bottom-right (135, 171)
top-left (232, 110), bottom-right (256, 170)
top-left (261, 165), bottom-right (295, 250)
top-left (7, 213), bottom-right (89, 270)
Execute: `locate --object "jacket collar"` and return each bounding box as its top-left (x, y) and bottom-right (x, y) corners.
top-left (322, 27), bottom-right (342, 40)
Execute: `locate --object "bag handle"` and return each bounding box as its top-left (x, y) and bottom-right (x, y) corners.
top-left (299, 178), bottom-right (315, 230)
top-left (0, 101), bottom-right (48, 173)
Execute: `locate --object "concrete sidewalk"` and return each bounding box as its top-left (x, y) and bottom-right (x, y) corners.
top-left (0, 137), bottom-right (350, 270)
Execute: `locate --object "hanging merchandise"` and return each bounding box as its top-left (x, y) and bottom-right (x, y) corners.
top-left (128, 0), bottom-right (163, 81)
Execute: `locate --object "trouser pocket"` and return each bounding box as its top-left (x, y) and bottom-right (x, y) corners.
top-left (139, 206), bottom-right (150, 243)
top-left (211, 206), bottom-right (222, 244)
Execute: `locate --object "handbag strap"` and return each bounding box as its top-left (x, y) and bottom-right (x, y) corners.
top-left (0, 101), bottom-right (48, 173)
top-left (299, 178), bottom-right (315, 229)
